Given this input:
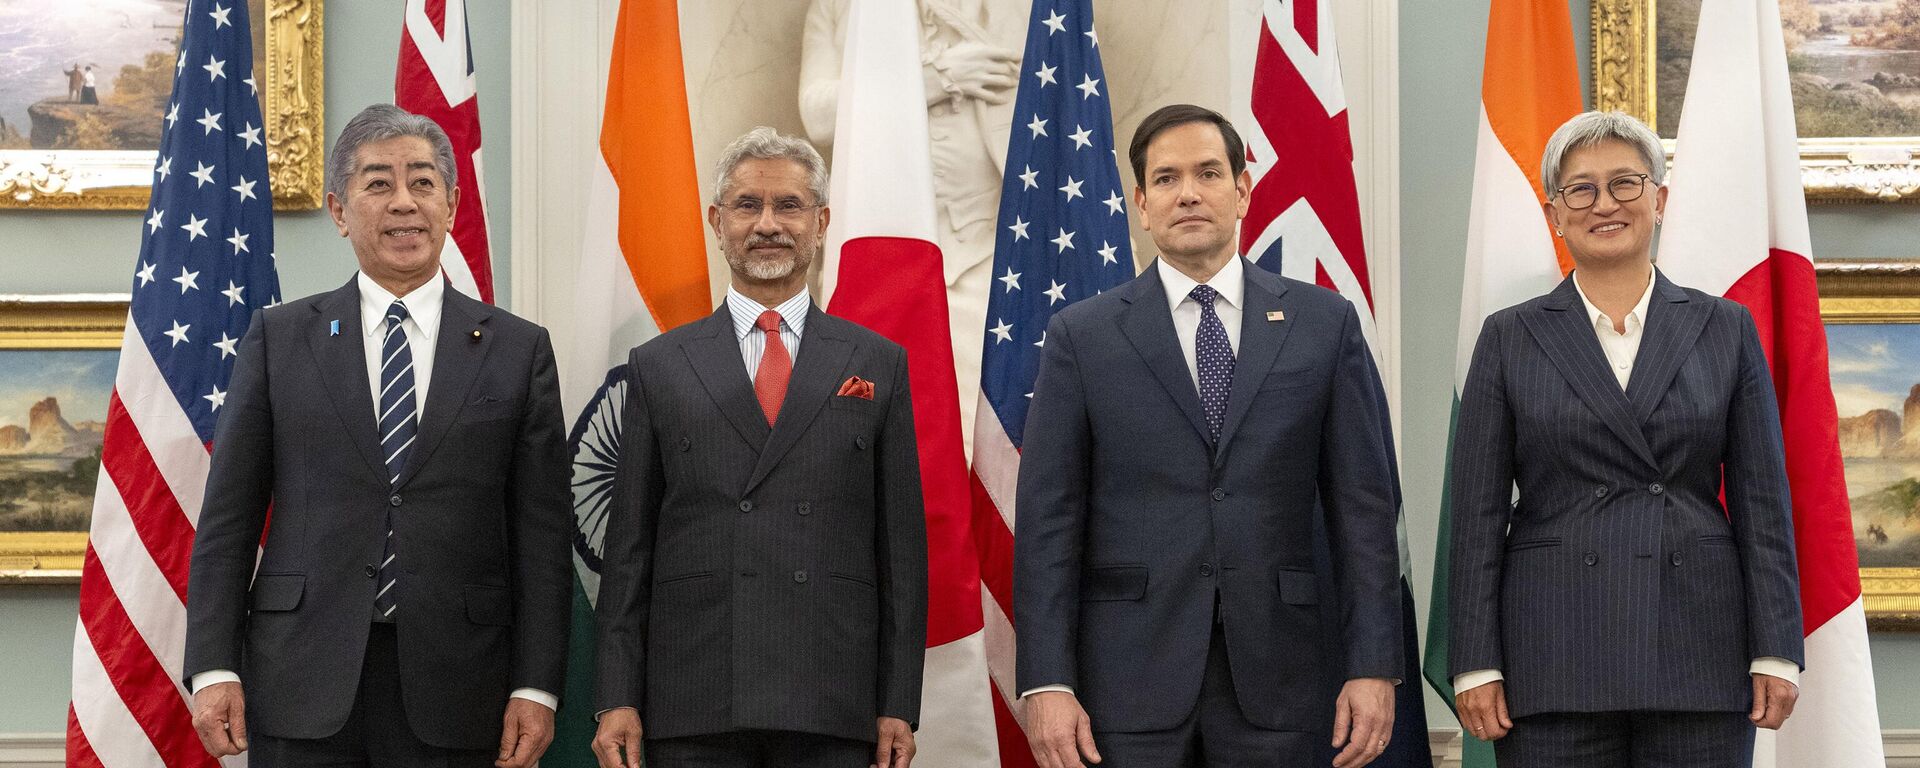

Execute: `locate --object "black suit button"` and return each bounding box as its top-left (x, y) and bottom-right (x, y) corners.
top-left (1594, 485), bottom-right (1609, 498)
top-left (1199, 563), bottom-right (1214, 577)
top-left (679, 437), bottom-right (691, 452)
top-left (1211, 488), bottom-right (1226, 501)
top-left (1648, 482), bottom-right (1665, 496)
top-left (855, 437), bottom-right (869, 450)
top-left (389, 494), bottom-right (402, 507)
top-left (364, 564), bottom-right (377, 578)
top-left (739, 500), bottom-right (754, 513)
top-left (793, 570), bottom-right (808, 583)
top-left (1584, 552), bottom-right (1598, 566)
top-left (797, 502), bottom-right (811, 516)
top-left (1671, 552), bottom-right (1683, 566)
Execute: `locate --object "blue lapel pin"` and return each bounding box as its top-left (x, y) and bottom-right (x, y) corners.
top-left (329, 319), bottom-right (340, 336)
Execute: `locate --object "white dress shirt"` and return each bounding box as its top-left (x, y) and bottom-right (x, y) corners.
top-left (191, 272), bottom-right (558, 712)
top-left (1452, 269), bottom-right (1798, 696)
top-left (727, 285), bottom-right (810, 377)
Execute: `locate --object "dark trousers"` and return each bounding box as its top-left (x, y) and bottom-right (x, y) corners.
top-left (1495, 710), bottom-right (1755, 768)
top-left (644, 730), bottom-right (873, 768)
top-left (249, 623), bottom-right (495, 768)
top-left (1092, 622), bottom-right (1317, 768)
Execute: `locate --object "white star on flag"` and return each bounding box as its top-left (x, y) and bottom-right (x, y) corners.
top-left (181, 214), bottom-right (209, 240)
top-left (173, 267), bottom-right (200, 294)
top-left (1103, 190), bottom-right (1125, 215)
top-left (226, 228), bottom-right (251, 254)
top-left (197, 109), bottom-right (223, 135)
top-left (1069, 125), bottom-right (1093, 150)
top-left (164, 320), bottom-right (192, 346)
top-left (156, 156), bottom-right (171, 181)
top-left (189, 161), bottom-right (216, 188)
top-left (1058, 176), bottom-right (1084, 202)
top-left (1098, 240), bottom-right (1119, 265)
top-left (1085, 26), bottom-right (1099, 47)
top-left (1027, 114), bottom-right (1049, 139)
top-left (209, 4), bottom-right (232, 28)
top-left (1034, 62), bottom-right (1057, 86)
top-left (203, 386), bottom-right (225, 410)
top-left (221, 282), bottom-right (246, 307)
top-left (1044, 280), bottom-right (1068, 305)
top-left (147, 210), bottom-right (165, 234)
top-left (1008, 215), bottom-right (1030, 241)
top-left (203, 55), bottom-right (225, 81)
top-left (237, 122), bottom-right (262, 150)
top-left (990, 319), bottom-right (1015, 343)
top-left (165, 103), bottom-right (178, 128)
top-left (1042, 9), bottom-right (1066, 34)
top-left (214, 333), bottom-right (239, 358)
top-left (1020, 166), bottom-right (1039, 190)
top-left (1077, 74), bottom-right (1101, 99)
top-left (1052, 228), bottom-right (1076, 252)
top-left (1000, 267), bottom-right (1023, 292)
top-left (136, 262), bottom-right (157, 287)
top-left (231, 176), bottom-right (257, 202)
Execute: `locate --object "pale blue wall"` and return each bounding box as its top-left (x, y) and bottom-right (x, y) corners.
top-left (0, 0), bottom-right (513, 733)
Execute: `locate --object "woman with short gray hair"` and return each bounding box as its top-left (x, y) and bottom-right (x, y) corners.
top-left (1446, 110), bottom-right (1804, 767)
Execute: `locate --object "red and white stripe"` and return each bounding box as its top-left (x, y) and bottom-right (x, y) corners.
top-left (397, 0), bottom-right (494, 304)
top-left (1656, 1), bottom-right (1884, 764)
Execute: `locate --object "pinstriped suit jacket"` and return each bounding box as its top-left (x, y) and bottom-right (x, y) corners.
top-left (593, 304), bottom-right (927, 743)
top-left (1447, 271), bottom-right (1803, 717)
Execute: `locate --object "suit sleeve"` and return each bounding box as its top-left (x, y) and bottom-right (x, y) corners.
top-left (1446, 315), bottom-right (1517, 679)
top-left (593, 349), bottom-right (666, 712)
top-left (1013, 312), bottom-right (1094, 693)
top-left (506, 328), bottom-right (574, 695)
top-left (1723, 307), bottom-right (1804, 667)
top-left (874, 346), bottom-right (928, 726)
top-left (185, 310), bottom-right (276, 681)
top-left (1317, 302), bottom-right (1405, 680)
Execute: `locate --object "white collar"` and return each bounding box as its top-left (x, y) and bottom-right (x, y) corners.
top-left (1571, 268), bottom-right (1655, 333)
top-left (726, 285), bottom-right (811, 340)
top-left (357, 271), bottom-right (444, 340)
top-left (1157, 256), bottom-right (1245, 314)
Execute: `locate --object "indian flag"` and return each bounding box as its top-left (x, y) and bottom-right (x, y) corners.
top-left (1420, 0), bottom-right (1579, 764)
top-left (548, 0), bottom-right (712, 763)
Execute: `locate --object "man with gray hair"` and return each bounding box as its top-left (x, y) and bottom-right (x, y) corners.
top-left (590, 126), bottom-right (927, 768)
top-left (185, 102), bottom-right (574, 768)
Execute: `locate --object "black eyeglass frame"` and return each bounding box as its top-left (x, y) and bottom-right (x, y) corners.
top-left (1551, 173), bottom-right (1653, 211)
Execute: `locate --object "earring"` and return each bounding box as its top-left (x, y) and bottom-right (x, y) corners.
top-left (1655, 216), bottom-right (1663, 225)
top-left (1555, 229), bottom-right (1563, 237)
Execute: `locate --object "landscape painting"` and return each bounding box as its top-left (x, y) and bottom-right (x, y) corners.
top-left (0, 350), bottom-right (114, 536)
top-left (0, 0), bottom-right (187, 151)
top-left (1829, 322), bottom-right (1920, 569)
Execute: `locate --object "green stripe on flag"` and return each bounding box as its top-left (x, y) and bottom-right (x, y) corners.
top-left (1424, 396), bottom-right (1497, 768)
top-left (547, 567), bottom-right (600, 768)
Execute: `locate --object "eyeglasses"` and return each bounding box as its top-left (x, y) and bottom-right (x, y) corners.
top-left (720, 198), bottom-right (821, 222)
top-left (1553, 173), bottom-right (1651, 210)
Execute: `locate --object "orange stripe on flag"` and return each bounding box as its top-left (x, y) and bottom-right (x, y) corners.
top-left (602, 0), bottom-right (710, 332)
top-left (1481, 0), bottom-right (1582, 275)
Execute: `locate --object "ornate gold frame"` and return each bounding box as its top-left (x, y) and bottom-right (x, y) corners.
top-left (0, 296), bottom-right (127, 584)
top-left (0, 0), bottom-right (324, 211)
top-left (1594, 0), bottom-right (1920, 203)
top-left (1817, 263), bottom-right (1920, 629)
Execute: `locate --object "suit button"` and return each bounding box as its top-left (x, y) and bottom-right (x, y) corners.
top-left (389, 494), bottom-right (402, 507)
top-left (1648, 482), bottom-right (1665, 495)
top-left (1584, 552), bottom-right (1598, 566)
top-left (739, 500), bottom-right (753, 513)
top-left (1594, 485), bottom-right (1609, 498)
top-left (1671, 552), bottom-right (1683, 566)
top-left (679, 437), bottom-right (691, 452)
top-left (797, 502), bottom-right (811, 516)
top-left (364, 564), bottom-right (377, 578)
top-left (1199, 563), bottom-right (1214, 577)
top-left (856, 437), bottom-right (868, 450)
top-left (793, 570), bottom-right (808, 583)
top-left (1211, 488), bottom-right (1226, 501)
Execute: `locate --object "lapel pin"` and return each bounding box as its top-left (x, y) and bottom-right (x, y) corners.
top-left (1266, 310), bottom-right (1286, 322)
top-left (471, 329), bottom-right (482, 341)
top-left (329, 319), bottom-right (340, 336)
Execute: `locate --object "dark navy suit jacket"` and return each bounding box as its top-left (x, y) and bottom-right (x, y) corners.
top-left (1014, 259), bottom-right (1403, 734)
top-left (1447, 271), bottom-right (1803, 717)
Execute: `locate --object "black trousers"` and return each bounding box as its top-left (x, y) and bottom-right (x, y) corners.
top-left (249, 623), bottom-right (495, 768)
top-left (1091, 622), bottom-right (1318, 768)
top-left (1495, 710), bottom-right (1756, 768)
top-left (644, 729), bottom-right (873, 768)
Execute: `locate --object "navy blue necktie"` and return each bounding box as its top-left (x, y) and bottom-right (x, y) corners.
top-left (375, 300), bottom-right (417, 620)
top-left (1191, 285), bottom-right (1234, 443)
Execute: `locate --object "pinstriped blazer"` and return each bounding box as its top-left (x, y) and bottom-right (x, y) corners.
top-left (1447, 271), bottom-right (1803, 717)
top-left (593, 304), bottom-right (927, 743)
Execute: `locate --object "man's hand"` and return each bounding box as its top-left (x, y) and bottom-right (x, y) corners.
top-left (932, 41), bottom-right (1019, 104)
top-left (495, 698), bottom-right (555, 768)
top-left (1023, 690), bottom-right (1101, 768)
top-left (591, 707), bottom-right (643, 768)
top-left (191, 681), bottom-right (249, 757)
top-left (1751, 673), bottom-right (1799, 730)
top-left (874, 716), bottom-right (915, 768)
top-left (1331, 677), bottom-right (1395, 768)
top-left (1454, 680), bottom-right (1512, 742)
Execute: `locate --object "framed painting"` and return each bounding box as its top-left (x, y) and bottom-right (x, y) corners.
top-left (1595, 0), bottom-right (1920, 202)
top-left (0, 0), bottom-right (323, 211)
top-left (1819, 262), bottom-right (1920, 629)
top-left (0, 296), bottom-right (126, 583)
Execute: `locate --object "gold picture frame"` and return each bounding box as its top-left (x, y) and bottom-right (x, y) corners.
top-left (1818, 262), bottom-right (1920, 629)
top-left (0, 296), bottom-right (128, 584)
top-left (1594, 0), bottom-right (1920, 203)
top-left (0, 0), bottom-right (324, 211)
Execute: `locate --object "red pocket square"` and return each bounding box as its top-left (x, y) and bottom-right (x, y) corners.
top-left (837, 376), bottom-right (876, 400)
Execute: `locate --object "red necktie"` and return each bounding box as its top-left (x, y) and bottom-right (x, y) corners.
top-left (754, 310), bottom-right (792, 425)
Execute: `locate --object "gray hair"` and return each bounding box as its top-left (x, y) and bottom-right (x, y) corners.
top-left (711, 127), bottom-right (829, 205)
top-left (326, 103), bottom-right (458, 201)
top-left (1539, 110), bottom-right (1666, 198)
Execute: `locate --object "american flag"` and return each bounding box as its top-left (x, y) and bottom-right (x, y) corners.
top-left (969, 0), bottom-right (1133, 761)
top-left (397, 0), bottom-right (493, 303)
top-left (67, 0), bottom-right (279, 764)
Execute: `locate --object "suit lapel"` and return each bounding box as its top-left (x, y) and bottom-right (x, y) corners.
top-left (746, 306), bottom-right (852, 494)
top-left (305, 280), bottom-right (386, 481)
top-left (1624, 272), bottom-right (1710, 425)
top-left (1516, 277), bottom-right (1659, 471)
top-left (1213, 263), bottom-right (1292, 465)
top-left (1118, 266), bottom-right (1212, 447)
top-left (394, 286), bottom-right (493, 489)
top-left (684, 308), bottom-right (773, 453)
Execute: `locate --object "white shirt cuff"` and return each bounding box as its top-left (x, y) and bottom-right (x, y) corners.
top-left (1451, 668), bottom-right (1503, 695)
top-left (190, 670), bottom-right (242, 694)
top-left (1020, 684), bottom-right (1074, 699)
top-left (510, 688), bottom-right (558, 711)
top-left (1751, 657), bottom-right (1799, 686)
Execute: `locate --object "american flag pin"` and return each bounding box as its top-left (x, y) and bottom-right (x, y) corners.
top-left (1266, 310), bottom-right (1285, 322)
top-left (329, 319), bottom-right (340, 336)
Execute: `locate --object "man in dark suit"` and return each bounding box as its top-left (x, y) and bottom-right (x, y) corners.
top-left (1015, 104), bottom-right (1404, 768)
top-left (185, 103), bottom-right (573, 768)
top-left (590, 127), bottom-right (928, 768)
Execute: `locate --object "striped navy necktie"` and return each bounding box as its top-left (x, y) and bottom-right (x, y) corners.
top-left (374, 299), bottom-right (417, 620)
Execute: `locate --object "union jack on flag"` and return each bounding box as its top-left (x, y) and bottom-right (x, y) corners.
top-left (970, 0), bottom-right (1134, 760)
top-left (67, 0), bottom-right (279, 763)
top-left (396, 0), bottom-right (494, 303)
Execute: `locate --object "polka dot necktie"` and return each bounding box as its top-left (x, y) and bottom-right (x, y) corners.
top-left (754, 310), bottom-right (792, 426)
top-left (1190, 285), bottom-right (1235, 443)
